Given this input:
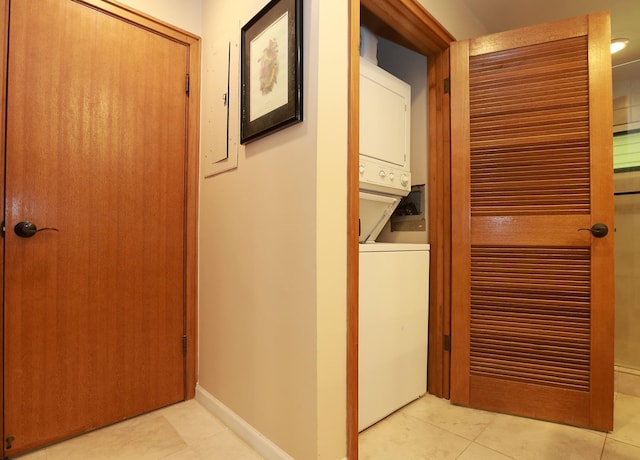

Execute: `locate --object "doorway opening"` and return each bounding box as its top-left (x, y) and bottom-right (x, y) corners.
top-left (347, 1), bottom-right (454, 457)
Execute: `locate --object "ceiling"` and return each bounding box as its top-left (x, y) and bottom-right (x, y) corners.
top-left (460, 0), bottom-right (640, 81)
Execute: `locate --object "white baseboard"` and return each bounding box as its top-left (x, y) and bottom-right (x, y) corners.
top-left (195, 384), bottom-right (295, 460)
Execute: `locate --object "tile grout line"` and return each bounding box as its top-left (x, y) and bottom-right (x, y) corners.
top-left (451, 440), bottom-right (476, 460)
top-left (599, 432), bottom-right (608, 460)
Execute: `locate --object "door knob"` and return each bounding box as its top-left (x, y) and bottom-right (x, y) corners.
top-left (578, 223), bottom-right (608, 238)
top-left (14, 221), bottom-right (59, 238)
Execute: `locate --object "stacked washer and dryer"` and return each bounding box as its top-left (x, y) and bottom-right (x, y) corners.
top-left (358, 41), bottom-right (431, 432)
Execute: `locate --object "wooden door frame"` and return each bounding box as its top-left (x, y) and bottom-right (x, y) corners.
top-left (0, 0), bottom-right (200, 444)
top-left (0, 0), bottom-right (7, 449)
top-left (347, 0), bottom-right (454, 457)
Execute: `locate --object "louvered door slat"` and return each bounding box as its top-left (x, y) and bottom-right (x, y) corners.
top-left (470, 244), bottom-right (591, 391)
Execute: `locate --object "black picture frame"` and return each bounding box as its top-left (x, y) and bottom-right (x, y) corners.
top-left (240, 0), bottom-right (302, 144)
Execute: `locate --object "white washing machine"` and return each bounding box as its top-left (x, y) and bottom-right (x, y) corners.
top-left (358, 242), bottom-right (430, 432)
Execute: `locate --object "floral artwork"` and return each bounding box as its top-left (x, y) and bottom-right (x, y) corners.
top-left (259, 39), bottom-right (279, 95)
top-left (249, 12), bottom-right (288, 122)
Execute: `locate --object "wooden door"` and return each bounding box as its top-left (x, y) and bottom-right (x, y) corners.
top-left (450, 12), bottom-right (614, 430)
top-left (3, 0), bottom-right (191, 455)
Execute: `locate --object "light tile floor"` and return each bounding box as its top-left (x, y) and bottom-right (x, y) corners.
top-left (359, 392), bottom-right (640, 459)
top-left (11, 392), bottom-right (640, 459)
top-left (12, 400), bottom-right (263, 460)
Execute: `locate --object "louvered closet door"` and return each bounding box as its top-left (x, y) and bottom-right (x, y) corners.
top-left (450, 12), bottom-right (614, 430)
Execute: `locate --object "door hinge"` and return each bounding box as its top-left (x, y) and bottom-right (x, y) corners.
top-left (1, 221), bottom-right (5, 238)
top-left (443, 77), bottom-right (450, 94)
top-left (185, 73), bottom-right (190, 95)
top-left (5, 435), bottom-right (15, 451)
top-left (444, 334), bottom-right (451, 352)
top-left (182, 335), bottom-right (187, 355)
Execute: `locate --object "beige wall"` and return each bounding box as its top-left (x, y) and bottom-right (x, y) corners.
top-left (418, 0), bottom-right (487, 39)
top-left (197, 1), bottom-right (347, 459)
top-left (117, 0), bottom-right (202, 35)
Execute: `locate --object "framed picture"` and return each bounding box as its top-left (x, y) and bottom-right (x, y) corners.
top-left (240, 0), bottom-right (302, 144)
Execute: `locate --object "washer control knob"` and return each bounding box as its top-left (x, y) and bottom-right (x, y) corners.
top-left (378, 170), bottom-right (386, 179)
top-left (400, 174), bottom-right (410, 187)
top-left (359, 164), bottom-right (365, 175)
top-left (388, 172), bottom-right (395, 181)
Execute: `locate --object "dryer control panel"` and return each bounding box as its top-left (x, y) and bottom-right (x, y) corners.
top-left (359, 157), bottom-right (411, 196)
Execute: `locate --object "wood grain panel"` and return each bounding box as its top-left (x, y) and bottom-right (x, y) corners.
top-left (469, 375), bottom-right (590, 426)
top-left (450, 38), bottom-right (472, 404)
top-left (427, 48), bottom-right (452, 399)
top-left (469, 15), bottom-right (587, 56)
top-left (471, 215), bottom-right (592, 246)
top-left (586, 11), bottom-right (615, 429)
top-left (348, 2), bottom-right (360, 457)
top-left (0, 0), bottom-right (7, 447)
